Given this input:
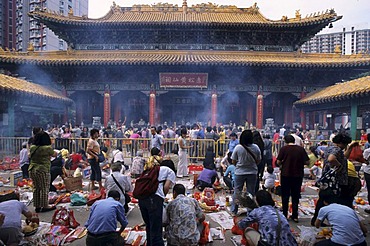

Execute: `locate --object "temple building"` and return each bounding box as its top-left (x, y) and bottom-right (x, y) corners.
top-left (0, 2), bottom-right (370, 135)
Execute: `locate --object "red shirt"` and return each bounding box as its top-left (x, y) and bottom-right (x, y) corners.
top-left (70, 154), bottom-right (83, 170)
top-left (361, 134), bottom-right (368, 142)
top-left (273, 133), bottom-right (280, 143)
top-left (277, 145), bottom-right (309, 178)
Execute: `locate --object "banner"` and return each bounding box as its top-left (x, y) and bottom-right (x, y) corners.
top-left (103, 92), bottom-right (111, 127)
top-left (159, 73), bottom-right (208, 88)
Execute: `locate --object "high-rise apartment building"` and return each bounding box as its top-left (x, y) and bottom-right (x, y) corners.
top-left (301, 23), bottom-right (370, 55)
top-left (1, 0), bottom-right (17, 50)
top-left (15, 0), bottom-right (88, 51)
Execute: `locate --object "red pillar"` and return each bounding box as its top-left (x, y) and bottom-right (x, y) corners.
top-left (284, 103), bottom-right (293, 127)
top-left (211, 93), bottom-right (218, 126)
top-left (256, 93), bottom-right (264, 129)
top-left (300, 91), bottom-right (306, 130)
top-left (103, 90), bottom-right (111, 127)
top-left (309, 112), bottom-right (315, 130)
top-left (149, 91), bottom-right (156, 126)
top-left (62, 87), bottom-right (68, 124)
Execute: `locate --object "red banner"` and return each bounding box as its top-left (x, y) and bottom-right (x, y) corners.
top-left (149, 92), bottom-right (156, 126)
top-left (160, 73), bottom-right (208, 88)
top-left (103, 92), bottom-right (111, 127)
top-left (256, 94), bottom-right (263, 129)
top-left (211, 93), bottom-right (217, 126)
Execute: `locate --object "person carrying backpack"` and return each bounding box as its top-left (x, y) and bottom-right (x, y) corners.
top-left (134, 147), bottom-right (176, 246)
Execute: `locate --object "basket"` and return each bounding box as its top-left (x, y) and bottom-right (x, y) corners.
top-left (63, 176), bottom-right (83, 192)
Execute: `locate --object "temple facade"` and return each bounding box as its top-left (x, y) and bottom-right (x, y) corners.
top-left (1, 2), bottom-right (370, 132)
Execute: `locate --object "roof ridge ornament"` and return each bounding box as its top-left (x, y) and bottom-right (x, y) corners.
top-left (68, 8), bottom-right (73, 16)
top-left (27, 43), bottom-right (34, 52)
top-left (111, 1), bottom-right (122, 13)
top-left (182, 0), bottom-right (188, 14)
top-left (295, 10), bottom-right (301, 20)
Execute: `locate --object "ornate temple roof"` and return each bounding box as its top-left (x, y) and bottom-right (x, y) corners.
top-left (0, 74), bottom-right (72, 103)
top-left (294, 76), bottom-right (370, 106)
top-left (1, 49), bottom-right (369, 68)
top-left (30, 2), bottom-right (340, 27)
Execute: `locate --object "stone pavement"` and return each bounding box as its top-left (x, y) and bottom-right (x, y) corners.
top-left (28, 173), bottom-right (370, 246)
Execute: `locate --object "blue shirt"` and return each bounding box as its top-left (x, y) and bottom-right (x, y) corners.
top-left (197, 129), bottom-right (205, 139)
top-left (198, 169), bottom-right (217, 184)
top-left (228, 139), bottom-right (239, 153)
top-left (318, 203), bottom-right (365, 245)
top-left (365, 142), bottom-right (370, 149)
top-left (151, 134), bottom-right (163, 150)
top-left (85, 197), bottom-right (128, 234)
top-left (224, 165), bottom-right (235, 181)
top-left (0, 200), bottom-right (28, 229)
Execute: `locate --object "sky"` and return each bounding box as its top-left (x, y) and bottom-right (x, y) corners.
top-left (88, 0), bottom-right (370, 33)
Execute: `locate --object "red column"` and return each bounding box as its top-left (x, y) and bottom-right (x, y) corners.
top-left (309, 112), bottom-right (315, 130)
top-left (211, 93), bottom-right (217, 126)
top-left (149, 91), bottom-right (156, 126)
top-left (103, 90), bottom-right (111, 127)
top-left (256, 93), bottom-right (264, 129)
top-left (62, 87), bottom-right (68, 124)
top-left (300, 91), bottom-right (306, 130)
top-left (284, 103), bottom-right (293, 127)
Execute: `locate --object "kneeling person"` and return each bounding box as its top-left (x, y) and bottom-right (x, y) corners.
top-left (314, 189), bottom-right (367, 246)
top-left (85, 190), bottom-right (128, 246)
top-left (166, 184), bottom-right (205, 245)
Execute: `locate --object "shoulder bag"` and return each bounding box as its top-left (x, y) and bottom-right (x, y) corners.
top-left (111, 174), bottom-right (131, 204)
top-left (242, 144), bottom-right (258, 164)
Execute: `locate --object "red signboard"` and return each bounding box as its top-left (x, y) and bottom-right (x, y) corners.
top-left (256, 94), bottom-right (263, 129)
top-left (159, 73), bottom-right (208, 88)
top-left (103, 92), bottom-right (111, 127)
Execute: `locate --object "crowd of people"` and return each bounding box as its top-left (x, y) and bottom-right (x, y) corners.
top-left (1, 122), bottom-right (370, 246)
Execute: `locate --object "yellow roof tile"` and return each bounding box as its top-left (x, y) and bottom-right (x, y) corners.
top-left (30, 3), bottom-right (340, 26)
top-left (1, 50), bottom-right (370, 68)
top-left (295, 76), bottom-right (370, 105)
top-left (0, 74), bottom-right (72, 103)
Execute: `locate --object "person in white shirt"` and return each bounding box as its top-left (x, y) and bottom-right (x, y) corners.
top-left (104, 162), bottom-right (132, 213)
top-left (112, 147), bottom-right (125, 164)
top-left (19, 142), bottom-right (29, 179)
top-left (262, 166), bottom-right (275, 191)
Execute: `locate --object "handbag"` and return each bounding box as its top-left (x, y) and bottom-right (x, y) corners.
top-left (315, 167), bottom-right (341, 195)
top-left (92, 150), bottom-right (105, 163)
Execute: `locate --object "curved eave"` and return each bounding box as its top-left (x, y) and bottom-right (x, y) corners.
top-left (294, 76), bottom-right (370, 107)
top-left (1, 57), bottom-right (369, 68)
top-left (29, 12), bottom-right (340, 28)
top-left (0, 89), bottom-right (73, 105)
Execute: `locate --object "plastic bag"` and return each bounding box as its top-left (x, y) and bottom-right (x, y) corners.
top-left (199, 221), bottom-right (212, 245)
top-left (70, 193), bottom-right (87, 206)
top-left (297, 225), bottom-right (320, 246)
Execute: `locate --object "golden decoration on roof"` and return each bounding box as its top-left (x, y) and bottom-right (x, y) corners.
top-left (334, 45), bottom-right (341, 54)
top-left (68, 8), bottom-right (73, 16)
top-left (295, 10), bottom-right (301, 20)
top-left (295, 76), bottom-right (370, 106)
top-left (28, 3), bottom-right (341, 25)
top-left (0, 74), bottom-right (72, 102)
top-left (27, 43), bottom-right (34, 52)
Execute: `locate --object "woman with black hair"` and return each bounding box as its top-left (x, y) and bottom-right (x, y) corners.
top-left (253, 131), bottom-right (265, 193)
top-left (176, 128), bottom-right (192, 178)
top-left (29, 129), bottom-right (57, 212)
top-left (203, 146), bottom-right (215, 169)
top-left (231, 130), bottom-right (261, 215)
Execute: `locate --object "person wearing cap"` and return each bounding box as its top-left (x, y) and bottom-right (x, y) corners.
top-left (228, 132), bottom-right (239, 154)
top-left (19, 142), bottom-right (29, 179)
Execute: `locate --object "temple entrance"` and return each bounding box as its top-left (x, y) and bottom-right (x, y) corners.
top-left (158, 91), bottom-right (211, 125)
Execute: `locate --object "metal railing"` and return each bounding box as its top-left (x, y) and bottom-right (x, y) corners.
top-left (0, 136), bottom-right (337, 160)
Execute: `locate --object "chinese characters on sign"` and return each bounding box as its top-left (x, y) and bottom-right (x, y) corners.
top-left (159, 73), bottom-right (208, 88)
top-left (174, 98), bottom-right (192, 104)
